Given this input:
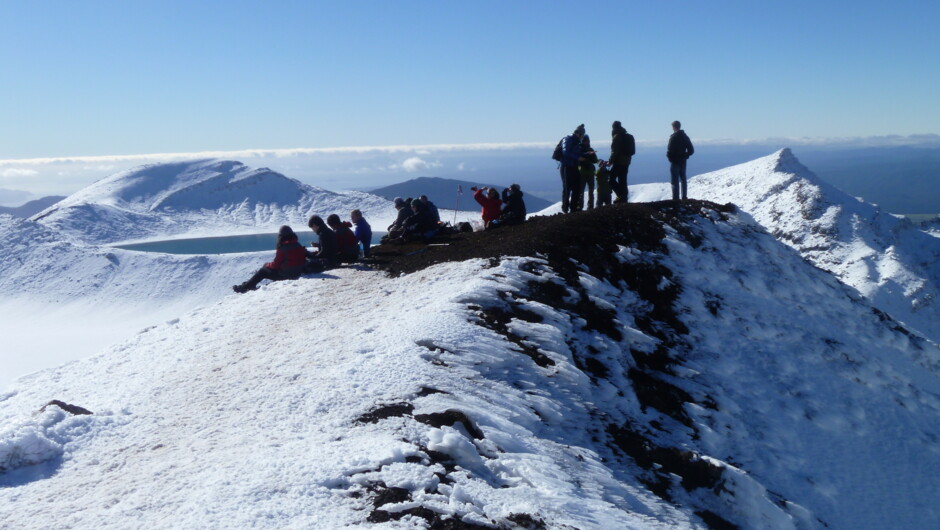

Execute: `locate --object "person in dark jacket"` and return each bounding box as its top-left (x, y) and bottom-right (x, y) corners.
top-left (418, 195), bottom-right (440, 223)
top-left (489, 184), bottom-right (526, 228)
top-left (387, 197), bottom-right (413, 240)
top-left (667, 120), bottom-right (695, 200)
top-left (304, 215), bottom-right (339, 273)
top-left (402, 199), bottom-right (438, 240)
top-left (609, 121), bottom-right (636, 203)
top-left (595, 160), bottom-right (613, 207)
top-left (327, 214), bottom-right (360, 263)
top-left (233, 225), bottom-right (307, 293)
top-left (559, 124), bottom-right (586, 213)
top-left (350, 209), bottom-right (372, 258)
top-left (578, 135), bottom-right (599, 210)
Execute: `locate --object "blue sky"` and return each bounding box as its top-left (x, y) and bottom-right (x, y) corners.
top-left (1, 1), bottom-right (938, 195)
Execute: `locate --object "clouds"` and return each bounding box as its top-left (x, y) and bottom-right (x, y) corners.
top-left (1, 168), bottom-right (39, 178)
top-left (398, 156), bottom-right (442, 172)
top-left (2, 134), bottom-right (938, 198)
top-left (0, 142), bottom-right (550, 196)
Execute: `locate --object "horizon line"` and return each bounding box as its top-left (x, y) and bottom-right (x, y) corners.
top-left (1, 133), bottom-right (938, 167)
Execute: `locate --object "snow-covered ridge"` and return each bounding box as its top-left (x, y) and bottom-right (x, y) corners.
top-left (636, 149), bottom-right (940, 344)
top-left (32, 159), bottom-right (397, 244)
top-left (2, 202), bottom-right (938, 528)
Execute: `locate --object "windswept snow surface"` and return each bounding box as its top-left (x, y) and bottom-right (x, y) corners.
top-left (2, 204), bottom-right (939, 528)
top-left (32, 159), bottom-right (398, 245)
top-left (634, 149), bottom-right (940, 343)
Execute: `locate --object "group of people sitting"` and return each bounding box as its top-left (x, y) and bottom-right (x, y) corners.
top-left (232, 209), bottom-right (372, 293)
top-left (385, 195), bottom-right (442, 243)
top-left (233, 186), bottom-right (530, 293)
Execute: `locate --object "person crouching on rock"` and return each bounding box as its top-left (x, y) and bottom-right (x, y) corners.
top-left (304, 215), bottom-right (339, 273)
top-left (327, 213), bottom-right (360, 263)
top-left (233, 225), bottom-right (307, 293)
top-left (472, 186), bottom-right (502, 229)
top-left (385, 197), bottom-right (412, 241)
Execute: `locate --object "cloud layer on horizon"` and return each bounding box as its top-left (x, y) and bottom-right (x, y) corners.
top-left (1, 134), bottom-right (938, 199)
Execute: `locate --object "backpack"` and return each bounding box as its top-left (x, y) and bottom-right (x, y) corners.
top-left (551, 139), bottom-right (563, 161)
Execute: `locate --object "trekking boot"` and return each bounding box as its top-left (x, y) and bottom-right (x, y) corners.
top-left (232, 283), bottom-right (250, 294)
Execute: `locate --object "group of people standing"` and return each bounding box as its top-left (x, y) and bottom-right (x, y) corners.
top-left (556, 120), bottom-right (694, 210)
top-left (556, 121), bottom-right (636, 213)
top-left (232, 209), bottom-right (373, 293)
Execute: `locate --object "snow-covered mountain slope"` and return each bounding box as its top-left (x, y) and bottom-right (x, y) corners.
top-left (0, 216), bottom-right (258, 304)
top-left (2, 202), bottom-right (938, 529)
top-left (633, 149), bottom-right (940, 344)
top-left (32, 160), bottom-right (397, 244)
top-left (0, 214), bottom-right (264, 389)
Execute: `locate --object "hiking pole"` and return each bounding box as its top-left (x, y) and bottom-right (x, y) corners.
top-left (454, 185), bottom-right (462, 224)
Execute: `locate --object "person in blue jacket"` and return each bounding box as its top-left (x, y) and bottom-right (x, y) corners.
top-left (350, 209), bottom-right (372, 257)
top-left (559, 124), bottom-right (586, 214)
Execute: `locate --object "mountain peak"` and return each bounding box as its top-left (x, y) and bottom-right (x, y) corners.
top-left (30, 160), bottom-right (396, 244)
top-left (687, 149), bottom-right (940, 344)
top-left (769, 147), bottom-right (814, 178)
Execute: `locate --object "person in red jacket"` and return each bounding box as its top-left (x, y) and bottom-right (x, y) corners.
top-left (472, 186), bottom-right (502, 228)
top-left (233, 225), bottom-right (307, 293)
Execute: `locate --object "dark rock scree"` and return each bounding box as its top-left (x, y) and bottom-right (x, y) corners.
top-left (357, 201), bottom-right (816, 529)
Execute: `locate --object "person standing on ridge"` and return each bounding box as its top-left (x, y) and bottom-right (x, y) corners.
top-left (578, 134), bottom-right (598, 210)
top-left (609, 121), bottom-right (635, 203)
top-left (667, 120), bottom-right (694, 201)
top-left (559, 124), bottom-right (585, 213)
top-left (595, 160), bottom-right (613, 207)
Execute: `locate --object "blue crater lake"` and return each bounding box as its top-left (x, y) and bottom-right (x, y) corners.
top-left (115, 231), bottom-right (386, 255)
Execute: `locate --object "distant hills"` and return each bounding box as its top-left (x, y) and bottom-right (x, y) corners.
top-left (31, 160), bottom-right (396, 244)
top-left (0, 196), bottom-right (65, 218)
top-left (369, 176), bottom-right (554, 213)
